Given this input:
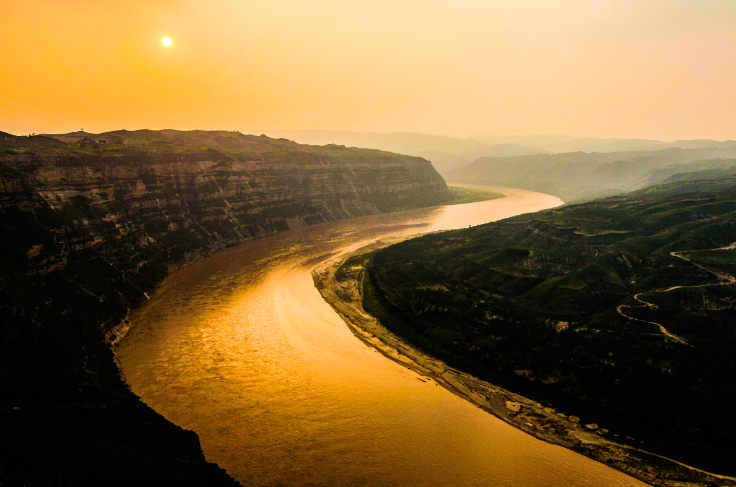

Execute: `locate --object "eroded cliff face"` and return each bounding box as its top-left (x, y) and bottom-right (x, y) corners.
top-left (3, 147), bottom-right (450, 289)
top-left (0, 131), bottom-right (452, 484)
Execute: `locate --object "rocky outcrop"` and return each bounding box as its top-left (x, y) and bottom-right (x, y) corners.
top-left (2, 149), bottom-right (450, 279)
top-left (0, 130), bottom-right (453, 485)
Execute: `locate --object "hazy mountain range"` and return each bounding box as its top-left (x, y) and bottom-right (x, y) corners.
top-left (40, 129), bottom-right (736, 204)
top-left (262, 130), bottom-right (736, 178)
top-left (446, 148), bottom-right (736, 202)
top-left (472, 134), bottom-right (736, 154)
top-left (262, 130), bottom-right (548, 174)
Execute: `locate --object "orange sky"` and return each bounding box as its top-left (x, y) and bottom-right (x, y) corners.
top-left (2, 0), bottom-right (735, 140)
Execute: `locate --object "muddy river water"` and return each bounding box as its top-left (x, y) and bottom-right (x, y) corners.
top-left (118, 187), bottom-right (647, 487)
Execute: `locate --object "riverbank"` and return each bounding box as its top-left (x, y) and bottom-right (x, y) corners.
top-left (312, 244), bottom-right (736, 487)
top-left (447, 185), bottom-right (505, 205)
top-left (122, 185), bottom-right (599, 486)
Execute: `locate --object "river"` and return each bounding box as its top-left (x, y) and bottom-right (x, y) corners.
top-left (117, 187), bottom-right (647, 487)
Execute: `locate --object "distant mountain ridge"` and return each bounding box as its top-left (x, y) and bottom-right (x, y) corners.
top-left (259, 130), bottom-right (736, 179)
top-left (647, 158), bottom-right (736, 185)
top-left (446, 147), bottom-right (736, 202)
top-left (261, 130), bottom-right (547, 174)
top-left (473, 134), bottom-right (736, 154)
top-left (37, 129), bottom-right (736, 204)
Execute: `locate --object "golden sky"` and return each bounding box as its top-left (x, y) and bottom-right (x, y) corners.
top-left (2, 0), bottom-right (735, 139)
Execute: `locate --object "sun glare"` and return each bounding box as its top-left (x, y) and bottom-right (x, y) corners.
top-left (162, 37), bottom-right (172, 47)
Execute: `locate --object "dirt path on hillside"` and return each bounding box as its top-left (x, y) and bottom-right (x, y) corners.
top-left (313, 244), bottom-right (736, 487)
top-left (616, 242), bottom-right (736, 346)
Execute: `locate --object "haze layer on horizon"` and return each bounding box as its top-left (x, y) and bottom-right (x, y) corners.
top-left (2, 0), bottom-right (735, 140)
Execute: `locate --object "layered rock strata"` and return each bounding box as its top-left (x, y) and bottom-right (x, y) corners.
top-left (0, 130), bottom-right (452, 485)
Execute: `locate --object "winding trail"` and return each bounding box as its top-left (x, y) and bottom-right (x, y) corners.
top-left (616, 242), bottom-right (736, 345)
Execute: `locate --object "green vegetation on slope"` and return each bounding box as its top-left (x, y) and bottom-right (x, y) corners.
top-left (366, 178), bottom-right (736, 475)
top-left (447, 185), bottom-right (505, 205)
top-left (2, 129), bottom-right (449, 167)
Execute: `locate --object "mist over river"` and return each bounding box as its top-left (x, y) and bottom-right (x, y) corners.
top-left (118, 187), bottom-right (646, 487)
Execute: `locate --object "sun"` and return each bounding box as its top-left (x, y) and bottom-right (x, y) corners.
top-left (162, 37), bottom-right (172, 47)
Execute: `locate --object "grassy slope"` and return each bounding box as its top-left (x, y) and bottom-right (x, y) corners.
top-left (366, 178), bottom-right (736, 475)
top-left (446, 185), bottom-right (505, 205)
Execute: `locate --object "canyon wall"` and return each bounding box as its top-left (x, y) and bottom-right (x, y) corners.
top-left (2, 146), bottom-right (451, 300)
top-left (0, 131), bottom-right (452, 485)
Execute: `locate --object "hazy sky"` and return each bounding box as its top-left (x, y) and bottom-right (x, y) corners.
top-left (2, 0), bottom-right (735, 139)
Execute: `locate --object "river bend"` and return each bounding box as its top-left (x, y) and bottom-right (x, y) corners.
top-left (118, 187), bottom-right (646, 487)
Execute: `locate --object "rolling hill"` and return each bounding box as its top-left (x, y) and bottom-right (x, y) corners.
top-left (363, 177), bottom-right (736, 478)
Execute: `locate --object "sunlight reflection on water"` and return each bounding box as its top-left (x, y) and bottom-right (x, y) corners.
top-left (118, 187), bottom-right (646, 487)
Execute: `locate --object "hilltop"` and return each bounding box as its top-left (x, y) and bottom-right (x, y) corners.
top-left (360, 177), bottom-right (736, 484)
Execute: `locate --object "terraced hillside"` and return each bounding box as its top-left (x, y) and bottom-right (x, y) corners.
top-left (365, 178), bottom-right (736, 476)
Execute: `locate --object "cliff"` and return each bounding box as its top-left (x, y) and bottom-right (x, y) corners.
top-left (0, 130), bottom-right (453, 485)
